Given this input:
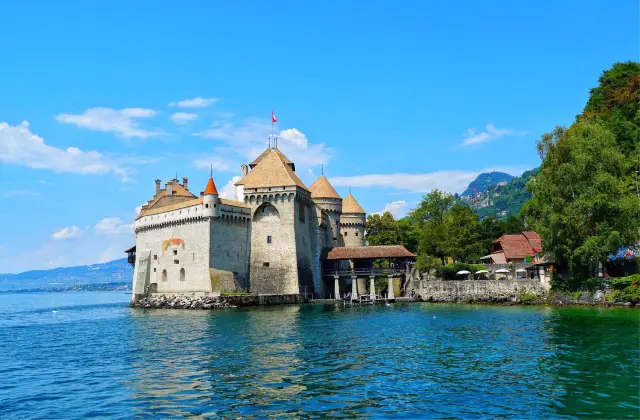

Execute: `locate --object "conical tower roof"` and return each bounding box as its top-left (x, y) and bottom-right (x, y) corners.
top-left (203, 177), bottom-right (218, 195)
top-left (342, 193), bottom-right (365, 214)
top-left (236, 149), bottom-right (307, 190)
top-left (309, 175), bottom-right (341, 199)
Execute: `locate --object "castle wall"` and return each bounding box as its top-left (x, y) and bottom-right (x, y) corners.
top-left (294, 198), bottom-right (319, 297)
top-left (134, 217), bottom-right (212, 293)
top-left (312, 197), bottom-right (343, 247)
top-left (340, 213), bottom-right (366, 247)
top-left (210, 217), bottom-right (251, 292)
top-left (248, 191), bottom-right (299, 294)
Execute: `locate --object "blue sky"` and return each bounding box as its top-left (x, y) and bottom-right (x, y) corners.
top-left (0, 0), bottom-right (638, 273)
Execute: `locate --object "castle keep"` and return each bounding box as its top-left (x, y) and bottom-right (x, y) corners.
top-left (131, 146), bottom-right (371, 298)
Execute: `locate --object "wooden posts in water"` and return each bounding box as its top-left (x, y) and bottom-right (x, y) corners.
top-left (351, 275), bottom-right (358, 300)
top-left (333, 275), bottom-right (340, 300)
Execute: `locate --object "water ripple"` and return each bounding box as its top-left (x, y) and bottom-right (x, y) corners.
top-left (0, 293), bottom-right (638, 418)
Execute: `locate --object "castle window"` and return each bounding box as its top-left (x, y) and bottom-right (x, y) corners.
top-left (213, 204), bottom-right (216, 208)
top-left (344, 232), bottom-right (348, 236)
top-left (180, 268), bottom-right (185, 282)
top-left (355, 232), bottom-right (359, 236)
top-left (263, 262), bottom-right (270, 267)
top-left (174, 259), bottom-right (179, 264)
top-left (205, 204), bottom-right (209, 208)
top-left (267, 236), bottom-right (272, 244)
top-left (154, 255), bottom-right (157, 260)
top-left (263, 206), bottom-right (268, 213)
top-left (161, 270), bottom-right (167, 282)
top-left (173, 250), bottom-right (178, 256)
top-left (153, 268), bottom-right (156, 272)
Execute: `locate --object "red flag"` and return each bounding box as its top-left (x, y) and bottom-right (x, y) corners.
top-left (272, 111), bottom-right (278, 123)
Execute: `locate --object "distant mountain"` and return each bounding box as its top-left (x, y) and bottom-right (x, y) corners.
top-left (461, 172), bottom-right (514, 196)
top-left (460, 168), bottom-right (539, 219)
top-left (0, 258), bottom-right (133, 292)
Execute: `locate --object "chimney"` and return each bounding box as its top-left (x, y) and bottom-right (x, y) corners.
top-left (182, 177), bottom-right (189, 190)
top-left (241, 164), bottom-right (249, 177)
top-left (166, 181), bottom-right (173, 195)
top-left (155, 179), bottom-right (161, 195)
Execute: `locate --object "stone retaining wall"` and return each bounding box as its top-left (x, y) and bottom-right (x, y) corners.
top-left (417, 280), bottom-right (549, 303)
top-left (131, 292), bottom-right (303, 309)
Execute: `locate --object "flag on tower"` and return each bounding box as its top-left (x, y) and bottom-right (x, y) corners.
top-left (272, 110), bottom-right (278, 123)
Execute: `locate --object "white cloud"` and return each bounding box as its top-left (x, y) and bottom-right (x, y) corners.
top-left (52, 226), bottom-right (84, 240)
top-left (135, 205), bottom-right (143, 215)
top-left (169, 97), bottom-right (218, 108)
top-left (193, 155), bottom-right (234, 172)
top-left (94, 217), bottom-right (133, 235)
top-left (374, 201), bottom-right (409, 219)
top-left (55, 107), bottom-right (160, 139)
top-left (170, 112), bottom-right (198, 125)
top-left (195, 119), bottom-right (334, 169)
top-left (330, 168), bottom-right (521, 195)
top-left (0, 121), bottom-right (134, 182)
top-left (461, 124), bottom-right (524, 147)
top-left (219, 176), bottom-right (241, 199)
top-left (3, 190), bottom-right (39, 198)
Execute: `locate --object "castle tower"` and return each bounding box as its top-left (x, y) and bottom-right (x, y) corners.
top-left (236, 147), bottom-right (319, 295)
top-left (340, 192), bottom-right (366, 247)
top-left (309, 175), bottom-right (343, 248)
top-left (202, 175), bottom-right (221, 218)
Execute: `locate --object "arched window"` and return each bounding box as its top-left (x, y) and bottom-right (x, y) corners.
top-left (180, 268), bottom-right (185, 282)
top-left (161, 269), bottom-right (168, 282)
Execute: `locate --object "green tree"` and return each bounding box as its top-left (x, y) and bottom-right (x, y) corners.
top-left (365, 211), bottom-right (402, 246)
top-left (500, 215), bottom-right (525, 234)
top-left (416, 190), bottom-right (455, 265)
top-left (478, 216), bottom-right (503, 255)
top-left (397, 217), bottom-right (421, 253)
top-left (444, 204), bottom-right (481, 262)
top-left (527, 120), bottom-right (640, 276)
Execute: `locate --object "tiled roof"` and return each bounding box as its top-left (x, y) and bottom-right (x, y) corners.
top-left (309, 175), bottom-right (341, 199)
top-left (203, 177), bottom-right (218, 195)
top-left (522, 231), bottom-right (543, 252)
top-left (322, 245), bottom-right (416, 260)
top-left (236, 149), bottom-right (307, 190)
top-left (342, 193), bottom-right (365, 214)
top-left (250, 147), bottom-right (293, 168)
top-left (220, 198), bottom-right (250, 209)
top-left (493, 233), bottom-right (540, 260)
top-left (138, 198), bottom-right (202, 218)
top-left (143, 181), bottom-right (196, 210)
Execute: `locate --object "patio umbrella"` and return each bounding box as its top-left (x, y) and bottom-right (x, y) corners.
top-left (515, 268), bottom-right (527, 273)
top-left (495, 269), bottom-right (510, 273)
top-left (475, 270), bottom-right (489, 274)
top-left (456, 270), bottom-right (471, 275)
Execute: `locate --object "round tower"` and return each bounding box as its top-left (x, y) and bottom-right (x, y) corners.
top-left (202, 176), bottom-right (220, 218)
top-left (340, 192), bottom-right (366, 247)
top-left (309, 175), bottom-right (343, 247)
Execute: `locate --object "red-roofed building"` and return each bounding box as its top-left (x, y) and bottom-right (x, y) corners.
top-left (487, 231), bottom-right (543, 264)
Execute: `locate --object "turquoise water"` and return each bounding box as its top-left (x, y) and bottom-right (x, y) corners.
top-left (0, 292), bottom-right (638, 419)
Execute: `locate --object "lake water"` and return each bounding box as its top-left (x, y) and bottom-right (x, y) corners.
top-left (0, 292), bottom-right (638, 419)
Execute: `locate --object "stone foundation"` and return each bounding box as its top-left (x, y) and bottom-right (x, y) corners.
top-left (131, 292), bottom-right (303, 309)
top-left (417, 280), bottom-right (549, 304)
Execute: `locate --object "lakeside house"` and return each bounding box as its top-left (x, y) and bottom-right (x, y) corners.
top-left (479, 231), bottom-right (553, 283)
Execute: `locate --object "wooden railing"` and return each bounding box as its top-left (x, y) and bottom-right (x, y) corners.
top-left (322, 268), bottom-right (407, 277)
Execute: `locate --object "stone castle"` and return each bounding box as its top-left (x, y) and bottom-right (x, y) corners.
top-left (131, 146), bottom-right (367, 298)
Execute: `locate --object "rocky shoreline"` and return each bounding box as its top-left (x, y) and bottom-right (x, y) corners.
top-left (131, 293), bottom-right (237, 310)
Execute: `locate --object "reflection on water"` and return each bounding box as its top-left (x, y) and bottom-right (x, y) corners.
top-left (0, 292), bottom-right (638, 418)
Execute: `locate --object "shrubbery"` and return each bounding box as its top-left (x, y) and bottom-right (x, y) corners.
top-left (436, 263), bottom-right (488, 280)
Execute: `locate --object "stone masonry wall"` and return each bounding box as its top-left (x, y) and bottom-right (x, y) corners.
top-left (295, 198), bottom-right (319, 296)
top-left (417, 280), bottom-right (549, 303)
top-left (249, 193), bottom-right (299, 294)
top-left (135, 218), bottom-right (212, 293)
top-left (210, 217), bottom-right (251, 292)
